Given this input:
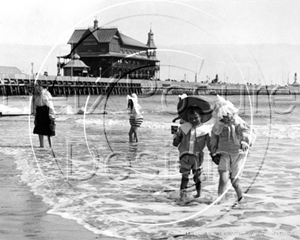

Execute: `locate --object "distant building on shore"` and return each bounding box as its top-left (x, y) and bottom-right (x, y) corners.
top-left (0, 66), bottom-right (23, 76)
top-left (57, 19), bottom-right (160, 79)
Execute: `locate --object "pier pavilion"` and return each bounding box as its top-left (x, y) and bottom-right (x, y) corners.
top-left (62, 53), bottom-right (90, 77)
top-left (57, 19), bottom-right (160, 80)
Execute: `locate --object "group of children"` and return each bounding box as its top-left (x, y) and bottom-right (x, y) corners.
top-left (172, 94), bottom-right (256, 205)
top-left (126, 93), bottom-right (256, 205)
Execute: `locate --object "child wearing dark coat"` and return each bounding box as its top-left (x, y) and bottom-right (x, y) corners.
top-left (173, 97), bottom-right (213, 204)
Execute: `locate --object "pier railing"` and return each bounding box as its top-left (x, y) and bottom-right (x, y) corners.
top-left (0, 74), bottom-right (299, 96)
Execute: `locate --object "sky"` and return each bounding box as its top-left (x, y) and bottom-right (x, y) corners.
top-left (1, 0), bottom-right (300, 85)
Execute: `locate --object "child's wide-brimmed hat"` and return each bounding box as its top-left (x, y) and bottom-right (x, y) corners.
top-left (177, 96), bottom-right (213, 123)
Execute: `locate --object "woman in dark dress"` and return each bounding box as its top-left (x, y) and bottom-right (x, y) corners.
top-left (32, 83), bottom-right (55, 148)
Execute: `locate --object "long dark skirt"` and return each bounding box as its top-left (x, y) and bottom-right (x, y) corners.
top-left (33, 106), bottom-right (55, 136)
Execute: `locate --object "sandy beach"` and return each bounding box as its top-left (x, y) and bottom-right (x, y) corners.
top-left (0, 116), bottom-right (122, 240)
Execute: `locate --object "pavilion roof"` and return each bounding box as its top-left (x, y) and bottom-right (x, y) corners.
top-left (67, 28), bottom-right (147, 48)
top-left (63, 59), bottom-right (90, 69)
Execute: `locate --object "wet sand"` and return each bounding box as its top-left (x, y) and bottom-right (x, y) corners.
top-left (0, 116), bottom-right (122, 240)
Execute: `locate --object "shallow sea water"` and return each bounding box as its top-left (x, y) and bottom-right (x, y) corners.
top-left (1, 93), bottom-right (300, 239)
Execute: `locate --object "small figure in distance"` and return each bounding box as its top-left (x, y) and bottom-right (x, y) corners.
top-left (127, 93), bottom-right (143, 143)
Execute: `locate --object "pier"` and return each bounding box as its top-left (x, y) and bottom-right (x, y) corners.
top-left (0, 74), bottom-right (144, 96)
top-left (1, 74), bottom-right (299, 96)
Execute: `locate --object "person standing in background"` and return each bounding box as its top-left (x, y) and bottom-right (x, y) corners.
top-left (32, 82), bottom-right (56, 148)
top-left (127, 93), bottom-right (143, 143)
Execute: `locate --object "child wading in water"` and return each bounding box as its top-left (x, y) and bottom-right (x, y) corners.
top-left (210, 95), bottom-right (256, 204)
top-left (173, 97), bottom-right (213, 204)
top-left (127, 93), bottom-right (143, 142)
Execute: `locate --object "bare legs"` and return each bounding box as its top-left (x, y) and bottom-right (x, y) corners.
top-left (129, 126), bottom-right (138, 142)
top-left (218, 170), bottom-right (243, 202)
top-left (232, 177), bottom-right (243, 201)
top-left (218, 170), bottom-right (229, 197)
top-left (38, 135), bottom-right (44, 148)
top-left (38, 135), bottom-right (52, 148)
top-left (47, 136), bottom-right (52, 148)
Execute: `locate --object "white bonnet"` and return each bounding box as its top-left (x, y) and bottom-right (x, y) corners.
top-left (127, 93), bottom-right (141, 111)
top-left (215, 95), bottom-right (239, 119)
top-left (178, 93), bottom-right (187, 100)
top-left (127, 93), bottom-right (138, 102)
